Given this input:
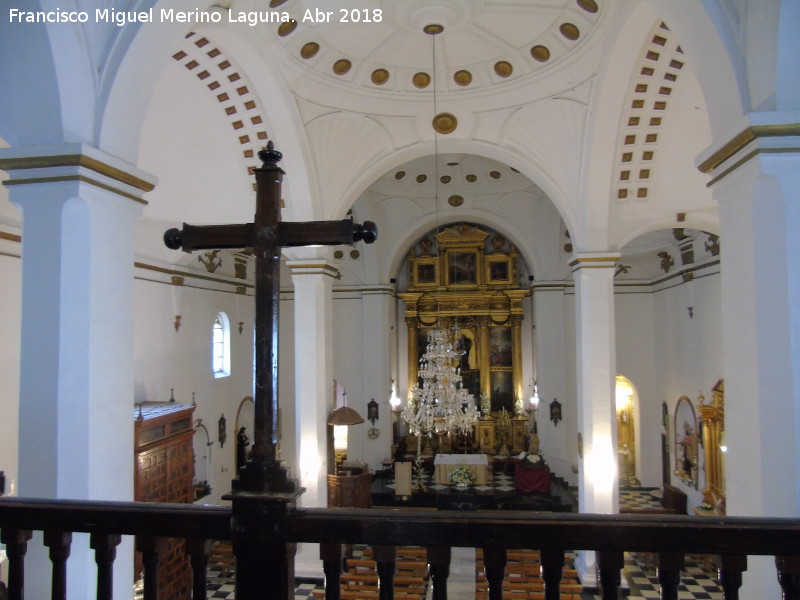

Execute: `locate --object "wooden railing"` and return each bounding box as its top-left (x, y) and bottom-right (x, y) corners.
top-left (2, 496), bottom-right (800, 600)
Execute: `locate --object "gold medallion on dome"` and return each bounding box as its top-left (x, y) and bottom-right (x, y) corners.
top-left (413, 72), bottom-right (431, 89)
top-left (300, 42), bottom-right (319, 59)
top-left (560, 23), bottom-right (580, 40)
top-left (333, 59), bottom-right (352, 75)
top-left (494, 61), bottom-right (513, 78)
top-left (454, 70), bottom-right (472, 86)
top-left (531, 45), bottom-right (551, 62)
top-left (371, 69), bottom-right (390, 85)
top-left (432, 113), bottom-right (457, 134)
top-left (448, 195), bottom-right (464, 207)
top-left (277, 20), bottom-right (297, 36)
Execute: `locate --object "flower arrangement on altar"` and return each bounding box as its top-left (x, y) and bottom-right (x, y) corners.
top-left (448, 465), bottom-right (476, 487)
top-left (517, 450), bottom-right (546, 470)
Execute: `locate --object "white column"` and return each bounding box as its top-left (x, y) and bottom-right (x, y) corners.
top-left (0, 144), bottom-right (152, 599)
top-left (570, 253), bottom-right (620, 585)
top-left (287, 257), bottom-right (337, 577)
top-left (699, 114), bottom-right (800, 597)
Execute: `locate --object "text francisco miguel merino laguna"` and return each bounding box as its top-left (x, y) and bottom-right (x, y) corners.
top-left (8, 6), bottom-right (384, 26)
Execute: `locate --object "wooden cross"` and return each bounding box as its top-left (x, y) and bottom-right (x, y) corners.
top-left (164, 142), bottom-right (376, 493)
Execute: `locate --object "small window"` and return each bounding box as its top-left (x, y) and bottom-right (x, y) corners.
top-left (212, 312), bottom-right (231, 378)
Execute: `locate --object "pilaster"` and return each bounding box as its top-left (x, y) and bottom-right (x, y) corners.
top-left (287, 258), bottom-right (338, 577)
top-left (570, 253), bottom-right (620, 586)
top-left (699, 113), bottom-right (800, 598)
top-left (0, 143), bottom-right (153, 599)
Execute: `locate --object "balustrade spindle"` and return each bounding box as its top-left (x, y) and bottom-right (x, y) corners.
top-left (597, 550), bottom-right (624, 600)
top-left (657, 553), bottom-right (684, 600)
top-left (777, 556), bottom-right (800, 600)
top-left (0, 528), bottom-right (32, 600)
top-left (540, 548), bottom-right (564, 600)
top-left (135, 536), bottom-right (161, 600)
top-left (426, 546), bottom-right (451, 600)
top-left (373, 544), bottom-right (397, 600)
top-left (483, 547), bottom-right (506, 600)
top-left (320, 542), bottom-right (343, 600)
top-left (716, 554), bottom-right (745, 600)
top-left (90, 532), bottom-right (121, 600)
top-left (185, 538), bottom-right (213, 600)
top-left (43, 531), bottom-right (71, 600)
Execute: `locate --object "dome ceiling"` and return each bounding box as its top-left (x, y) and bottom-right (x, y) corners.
top-left (267, 0), bottom-right (603, 98)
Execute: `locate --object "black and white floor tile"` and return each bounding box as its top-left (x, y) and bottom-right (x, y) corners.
top-left (205, 571), bottom-right (324, 600)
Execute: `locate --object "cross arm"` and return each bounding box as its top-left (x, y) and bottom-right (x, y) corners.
top-left (164, 223), bottom-right (255, 252)
top-left (278, 218), bottom-right (377, 247)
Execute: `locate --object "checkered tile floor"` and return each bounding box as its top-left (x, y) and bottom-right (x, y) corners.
top-left (382, 469), bottom-right (517, 492)
top-left (205, 572), bottom-right (323, 600)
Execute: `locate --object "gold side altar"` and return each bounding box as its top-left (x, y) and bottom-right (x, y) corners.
top-left (398, 224), bottom-right (531, 455)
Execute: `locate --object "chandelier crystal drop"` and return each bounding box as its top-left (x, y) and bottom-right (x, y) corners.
top-left (401, 324), bottom-right (480, 439)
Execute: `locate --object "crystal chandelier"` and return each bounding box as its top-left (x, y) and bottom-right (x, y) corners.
top-left (401, 324), bottom-right (479, 439)
top-left (399, 22), bottom-right (479, 444)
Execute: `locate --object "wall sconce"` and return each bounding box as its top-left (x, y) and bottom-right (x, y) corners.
top-left (367, 399), bottom-right (379, 425)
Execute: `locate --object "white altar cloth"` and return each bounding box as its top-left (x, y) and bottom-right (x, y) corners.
top-left (433, 454), bottom-right (489, 485)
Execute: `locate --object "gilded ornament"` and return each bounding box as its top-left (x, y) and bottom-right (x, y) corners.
top-left (490, 171), bottom-right (501, 179)
top-left (371, 68), bottom-right (390, 85)
top-left (531, 45), bottom-right (551, 62)
top-left (395, 170), bottom-right (406, 179)
top-left (448, 195), bottom-right (464, 207)
top-left (577, 0), bottom-right (599, 13)
top-left (494, 61), bottom-right (513, 78)
top-left (277, 20), bottom-right (297, 36)
top-left (560, 23), bottom-right (580, 41)
top-left (412, 72), bottom-right (431, 89)
top-left (466, 174), bottom-right (477, 182)
top-left (432, 112), bottom-right (457, 134)
top-left (454, 70), bottom-right (472, 86)
top-left (333, 59), bottom-right (352, 75)
top-left (300, 42), bottom-right (319, 59)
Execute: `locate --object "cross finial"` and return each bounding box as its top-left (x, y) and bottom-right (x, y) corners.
top-left (258, 141), bottom-right (282, 166)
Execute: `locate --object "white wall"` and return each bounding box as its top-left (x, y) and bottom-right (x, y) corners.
top-left (133, 268), bottom-right (255, 505)
top-left (615, 265), bottom-right (722, 506)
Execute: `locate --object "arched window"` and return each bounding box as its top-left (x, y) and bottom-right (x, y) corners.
top-left (212, 312), bottom-right (231, 378)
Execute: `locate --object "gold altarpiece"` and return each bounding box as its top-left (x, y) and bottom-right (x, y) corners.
top-left (398, 224), bottom-right (530, 455)
top-left (698, 380), bottom-right (725, 514)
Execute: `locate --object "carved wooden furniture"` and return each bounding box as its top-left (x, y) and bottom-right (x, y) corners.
top-left (134, 401), bottom-right (195, 600)
top-left (327, 470), bottom-right (372, 508)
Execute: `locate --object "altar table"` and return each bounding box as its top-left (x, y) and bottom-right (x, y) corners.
top-left (433, 454), bottom-right (489, 485)
top-left (514, 465), bottom-right (551, 492)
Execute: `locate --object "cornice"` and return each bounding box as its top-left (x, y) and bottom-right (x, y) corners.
top-left (697, 122), bottom-right (800, 186)
top-left (0, 144), bottom-right (157, 204)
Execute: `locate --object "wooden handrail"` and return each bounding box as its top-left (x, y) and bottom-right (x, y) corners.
top-left (0, 496), bottom-right (231, 540)
top-left (287, 507), bottom-right (800, 556)
top-left (3, 496), bottom-right (800, 600)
